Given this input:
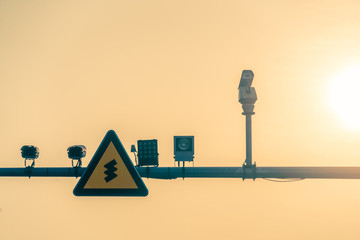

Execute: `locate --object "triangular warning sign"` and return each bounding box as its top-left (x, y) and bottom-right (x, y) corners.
top-left (73, 130), bottom-right (148, 196)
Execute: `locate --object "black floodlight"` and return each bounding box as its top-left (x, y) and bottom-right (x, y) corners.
top-left (174, 136), bottom-right (194, 162)
top-left (67, 145), bottom-right (86, 168)
top-left (137, 139), bottom-right (159, 167)
top-left (21, 145), bottom-right (39, 168)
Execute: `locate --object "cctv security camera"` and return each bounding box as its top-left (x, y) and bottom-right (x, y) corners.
top-left (238, 70), bottom-right (257, 114)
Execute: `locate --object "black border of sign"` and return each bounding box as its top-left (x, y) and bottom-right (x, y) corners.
top-left (73, 130), bottom-right (148, 196)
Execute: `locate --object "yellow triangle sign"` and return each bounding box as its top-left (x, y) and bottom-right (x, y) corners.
top-left (73, 130), bottom-right (148, 196)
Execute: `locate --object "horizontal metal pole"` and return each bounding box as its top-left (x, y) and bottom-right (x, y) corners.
top-left (0, 167), bottom-right (360, 179)
top-left (0, 167), bottom-right (86, 177)
top-left (137, 167), bottom-right (360, 179)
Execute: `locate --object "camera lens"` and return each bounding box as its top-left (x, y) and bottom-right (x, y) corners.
top-left (178, 139), bottom-right (190, 151)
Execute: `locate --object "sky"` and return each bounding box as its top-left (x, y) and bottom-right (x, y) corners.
top-left (1, 0), bottom-right (360, 239)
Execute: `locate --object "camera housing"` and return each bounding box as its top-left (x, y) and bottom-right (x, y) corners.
top-left (238, 70), bottom-right (257, 114)
top-left (174, 136), bottom-right (194, 162)
top-left (21, 145), bottom-right (39, 160)
top-left (67, 145), bottom-right (87, 160)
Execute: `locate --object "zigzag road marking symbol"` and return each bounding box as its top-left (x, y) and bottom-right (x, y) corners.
top-left (104, 159), bottom-right (118, 182)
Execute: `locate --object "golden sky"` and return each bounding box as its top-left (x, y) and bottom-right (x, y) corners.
top-left (1, 1), bottom-right (360, 239)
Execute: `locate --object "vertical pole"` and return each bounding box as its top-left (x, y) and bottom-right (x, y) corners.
top-left (245, 114), bottom-right (252, 166)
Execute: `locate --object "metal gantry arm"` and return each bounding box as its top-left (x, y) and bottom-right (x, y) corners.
top-left (1, 166), bottom-right (360, 180)
top-left (139, 167), bottom-right (360, 179)
top-left (2, 70), bottom-right (359, 182)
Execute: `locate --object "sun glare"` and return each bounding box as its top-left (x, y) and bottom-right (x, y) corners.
top-left (328, 65), bottom-right (360, 131)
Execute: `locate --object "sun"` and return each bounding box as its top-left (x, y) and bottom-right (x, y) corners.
top-left (328, 65), bottom-right (360, 131)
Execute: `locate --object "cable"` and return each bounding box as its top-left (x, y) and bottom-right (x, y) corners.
top-left (262, 178), bottom-right (306, 182)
